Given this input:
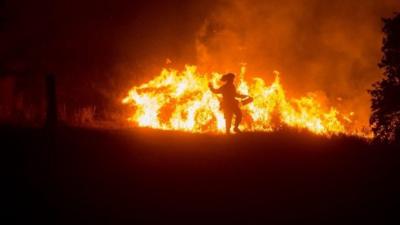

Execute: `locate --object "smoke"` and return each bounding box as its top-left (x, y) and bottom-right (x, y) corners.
top-left (194, 0), bottom-right (400, 127)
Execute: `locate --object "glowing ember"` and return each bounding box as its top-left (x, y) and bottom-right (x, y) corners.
top-left (122, 65), bottom-right (370, 137)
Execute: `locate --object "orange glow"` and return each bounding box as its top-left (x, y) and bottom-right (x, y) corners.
top-left (122, 65), bottom-right (371, 137)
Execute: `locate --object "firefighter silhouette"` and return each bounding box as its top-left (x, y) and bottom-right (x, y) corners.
top-left (209, 73), bottom-right (252, 134)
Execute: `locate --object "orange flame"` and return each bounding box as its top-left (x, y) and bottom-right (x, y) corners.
top-left (122, 65), bottom-right (370, 137)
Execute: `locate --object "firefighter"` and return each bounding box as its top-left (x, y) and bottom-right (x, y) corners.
top-left (209, 73), bottom-right (249, 134)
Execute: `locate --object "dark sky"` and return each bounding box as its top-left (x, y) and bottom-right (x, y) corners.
top-left (0, 0), bottom-right (215, 106)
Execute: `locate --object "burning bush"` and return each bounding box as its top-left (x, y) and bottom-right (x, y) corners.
top-left (123, 65), bottom-right (369, 137)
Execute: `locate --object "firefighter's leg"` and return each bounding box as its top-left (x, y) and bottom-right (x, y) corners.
top-left (224, 111), bottom-right (233, 134)
top-left (234, 108), bottom-right (242, 132)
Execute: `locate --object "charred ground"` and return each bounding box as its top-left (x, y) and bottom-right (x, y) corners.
top-left (3, 126), bottom-right (399, 224)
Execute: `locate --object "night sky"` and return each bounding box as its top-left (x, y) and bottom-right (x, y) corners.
top-left (1, 0), bottom-right (214, 107)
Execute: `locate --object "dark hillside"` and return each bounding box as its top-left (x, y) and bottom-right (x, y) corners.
top-left (2, 127), bottom-right (399, 224)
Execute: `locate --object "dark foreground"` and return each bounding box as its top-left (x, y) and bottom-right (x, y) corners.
top-left (2, 126), bottom-right (400, 224)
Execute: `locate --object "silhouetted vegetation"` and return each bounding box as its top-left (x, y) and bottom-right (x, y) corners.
top-left (370, 12), bottom-right (400, 143)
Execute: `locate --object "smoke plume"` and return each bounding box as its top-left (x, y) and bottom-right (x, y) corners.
top-left (195, 0), bottom-right (400, 127)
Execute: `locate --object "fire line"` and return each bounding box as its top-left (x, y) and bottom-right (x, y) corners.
top-left (122, 65), bottom-right (371, 137)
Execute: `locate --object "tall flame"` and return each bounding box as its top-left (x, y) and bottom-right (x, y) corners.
top-left (122, 65), bottom-right (370, 137)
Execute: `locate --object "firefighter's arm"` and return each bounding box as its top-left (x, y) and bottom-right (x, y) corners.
top-left (209, 83), bottom-right (222, 93)
top-left (236, 92), bottom-right (248, 99)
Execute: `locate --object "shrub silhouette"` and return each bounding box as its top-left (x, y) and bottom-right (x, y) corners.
top-left (369, 12), bottom-right (400, 142)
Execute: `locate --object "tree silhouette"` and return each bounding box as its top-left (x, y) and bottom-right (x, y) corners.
top-left (369, 12), bottom-right (400, 142)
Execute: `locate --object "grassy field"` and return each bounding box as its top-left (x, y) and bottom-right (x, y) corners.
top-left (2, 126), bottom-right (399, 224)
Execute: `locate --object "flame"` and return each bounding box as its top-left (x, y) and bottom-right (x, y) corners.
top-left (122, 65), bottom-right (370, 137)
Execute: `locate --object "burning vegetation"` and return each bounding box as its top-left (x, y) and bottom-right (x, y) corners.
top-left (122, 65), bottom-right (370, 137)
